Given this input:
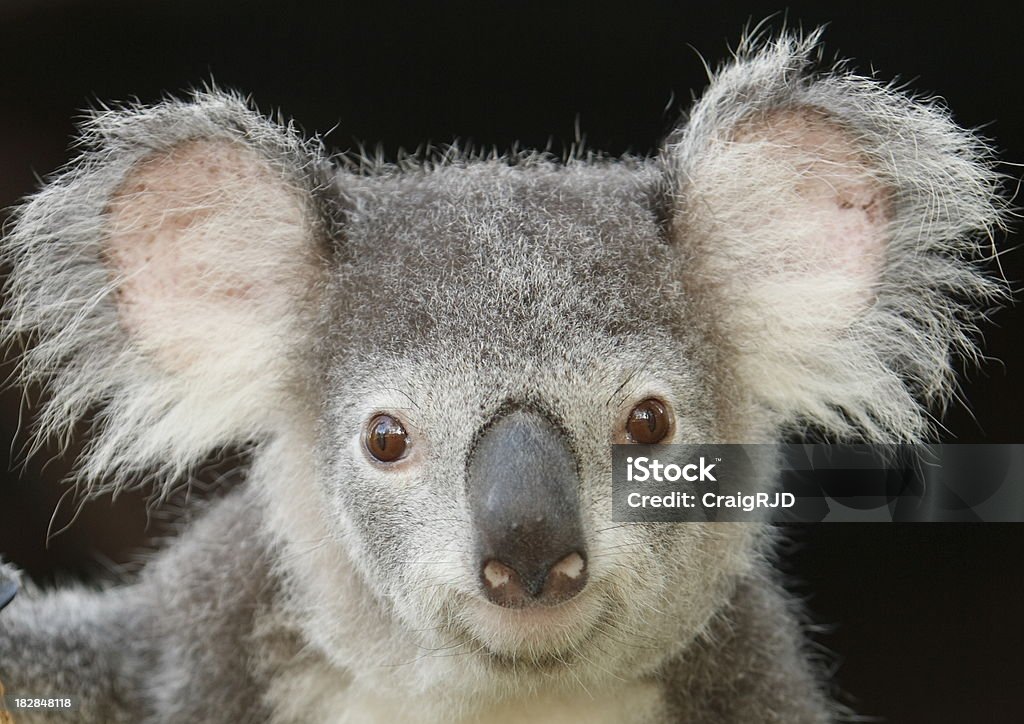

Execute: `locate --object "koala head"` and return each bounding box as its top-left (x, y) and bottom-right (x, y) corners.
top-left (3, 34), bottom-right (1005, 696)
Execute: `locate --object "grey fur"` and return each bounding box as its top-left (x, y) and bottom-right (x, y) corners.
top-left (0, 31), bottom-right (1006, 723)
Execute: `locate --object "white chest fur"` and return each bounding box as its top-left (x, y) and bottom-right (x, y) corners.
top-left (267, 666), bottom-right (664, 724)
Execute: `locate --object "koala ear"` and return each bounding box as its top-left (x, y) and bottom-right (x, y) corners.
top-left (663, 32), bottom-right (1008, 441)
top-left (4, 90), bottom-right (338, 493)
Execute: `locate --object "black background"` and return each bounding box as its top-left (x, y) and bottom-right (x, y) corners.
top-left (0, 2), bottom-right (1021, 722)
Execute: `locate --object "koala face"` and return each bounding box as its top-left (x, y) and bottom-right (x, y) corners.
top-left (312, 164), bottom-right (753, 674)
top-left (2, 32), bottom-right (1004, 700)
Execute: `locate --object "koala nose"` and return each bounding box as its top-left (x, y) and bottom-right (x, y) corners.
top-left (467, 409), bottom-right (588, 607)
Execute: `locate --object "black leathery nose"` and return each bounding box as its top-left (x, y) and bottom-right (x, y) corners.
top-left (467, 409), bottom-right (588, 607)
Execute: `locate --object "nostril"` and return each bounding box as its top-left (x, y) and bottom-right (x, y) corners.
top-left (550, 551), bottom-right (586, 581)
top-left (481, 559), bottom-right (528, 607)
top-left (540, 551), bottom-right (588, 603)
top-left (482, 559), bottom-right (515, 590)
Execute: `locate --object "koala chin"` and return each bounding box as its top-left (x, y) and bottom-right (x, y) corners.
top-left (0, 30), bottom-right (1007, 723)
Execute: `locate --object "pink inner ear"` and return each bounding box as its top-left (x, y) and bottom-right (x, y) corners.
top-left (106, 140), bottom-right (259, 325)
top-left (736, 108), bottom-right (891, 284)
top-left (102, 139), bottom-right (309, 370)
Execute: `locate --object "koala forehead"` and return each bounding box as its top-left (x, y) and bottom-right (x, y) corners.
top-left (324, 159), bottom-right (701, 364)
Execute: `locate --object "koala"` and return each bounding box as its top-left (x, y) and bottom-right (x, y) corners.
top-left (0, 31), bottom-right (1007, 723)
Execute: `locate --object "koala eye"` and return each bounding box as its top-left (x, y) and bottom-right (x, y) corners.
top-left (625, 399), bottom-right (672, 444)
top-left (365, 414), bottom-right (409, 463)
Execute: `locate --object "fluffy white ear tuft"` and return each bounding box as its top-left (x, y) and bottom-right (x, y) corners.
top-left (666, 32), bottom-right (1008, 441)
top-left (4, 90), bottom-right (336, 494)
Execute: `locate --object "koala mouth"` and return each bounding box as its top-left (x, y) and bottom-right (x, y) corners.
top-left (445, 583), bottom-right (609, 668)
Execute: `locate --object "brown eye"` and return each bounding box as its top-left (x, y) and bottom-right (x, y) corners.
top-left (625, 399), bottom-right (671, 444)
top-left (366, 414), bottom-right (409, 462)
